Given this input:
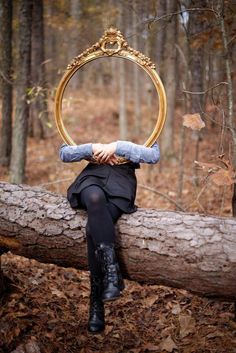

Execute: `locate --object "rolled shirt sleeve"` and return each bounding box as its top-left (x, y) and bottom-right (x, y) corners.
top-left (59, 143), bottom-right (93, 162)
top-left (115, 141), bottom-right (160, 164)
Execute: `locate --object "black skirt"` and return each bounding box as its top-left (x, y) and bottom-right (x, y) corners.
top-left (67, 162), bottom-right (140, 214)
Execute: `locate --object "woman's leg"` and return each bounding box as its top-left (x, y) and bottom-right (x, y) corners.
top-left (81, 186), bottom-right (123, 332)
top-left (86, 206), bottom-right (122, 276)
top-left (86, 226), bottom-right (102, 277)
top-left (80, 185), bottom-right (122, 244)
top-left (80, 185), bottom-right (122, 276)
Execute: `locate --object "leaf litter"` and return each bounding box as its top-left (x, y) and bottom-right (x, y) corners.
top-left (0, 253), bottom-right (235, 353)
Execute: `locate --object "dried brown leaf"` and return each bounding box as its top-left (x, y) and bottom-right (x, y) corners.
top-left (209, 169), bottom-right (235, 186)
top-left (142, 342), bottom-right (160, 351)
top-left (142, 294), bottom-right (159, 308)
top-left (51, 288), bottom-right (67, 299)
top-left (195, 157), bottom-right (236, 186)
top-left (194, 161), bottom-right (220, 171)
top-left (179, 314), bottom-right (196, 338)
top-left (171, 303), bottom-right (182, 315)
top-left (205, 331), bottom-right (224, 339)
top-left (10, 344), bottom-right (25, 353)
top-left (183, 113), bottom-right (205, 130)
top-left (159, 335), bottom-right (177, 352)
top-left (104, 325), bottom-right (113, 335)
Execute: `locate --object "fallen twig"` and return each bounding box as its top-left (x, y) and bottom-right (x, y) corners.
top-left (139, 184), bottom-right (185, 211)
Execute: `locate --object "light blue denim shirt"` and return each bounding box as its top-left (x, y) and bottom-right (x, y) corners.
top-left (59, 141), bottom-right (160, 164)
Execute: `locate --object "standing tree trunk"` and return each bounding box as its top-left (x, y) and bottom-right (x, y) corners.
top-left (217, 1), bottom-right (236, 216)
top-left (161, 0), bottom-right (178, 157)
top-left (44, 2), bottom-right (57, 87)
top-left (155, 0), bottom-right (166, 78)
top-left (187, 0), bottom-right (207, 182)
top-left (176, 43), bottom-right (189, 205)
top-left (132, 0), bottom-right (141, 137)
top-left (30, 0), bottom-right (49, 140)
top-left (10, 0), bottom-right (32, 184)
top-left (69, 0), bottom-right (81, 90)
top-left (118, 1), bottom-right (127, 140)
top-left (0, 0), bottom-right (13, 167)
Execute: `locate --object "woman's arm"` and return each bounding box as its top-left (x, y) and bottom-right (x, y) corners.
top-left (59, 143), bottom-right (93, 162)
top-left (93, 141), bottom-right (160, 164)
top-left (60, 141), bottom-right (160, 164)
top-left (115, 141), bottom-right (160, 164)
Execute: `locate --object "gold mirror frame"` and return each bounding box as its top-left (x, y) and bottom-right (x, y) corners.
top-left (54, 27), bottom-right (167, 164)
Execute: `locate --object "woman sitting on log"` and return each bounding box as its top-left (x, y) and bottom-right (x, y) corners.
top-left (59, 140), bottom-right (160, 334)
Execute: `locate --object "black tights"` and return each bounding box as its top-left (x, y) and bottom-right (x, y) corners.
top-left (80, 185), bottom-right (123, 276)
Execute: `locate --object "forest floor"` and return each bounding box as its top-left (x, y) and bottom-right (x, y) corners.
top-left (0, 253), bottom-right (235, 353)
top-left (0, 92), bottom-right (235, 352)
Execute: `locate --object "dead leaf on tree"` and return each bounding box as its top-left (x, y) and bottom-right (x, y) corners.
top-left (194, 161), bottom-right (220, 172)
top-left (195, 156), bottom-right (236, 186)
top-left (209, 169), bottom-right (235, 186)
top-left (183, 113), bottom-right (205, 130)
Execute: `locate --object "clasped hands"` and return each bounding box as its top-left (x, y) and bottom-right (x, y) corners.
top-left (92, 142), bottom-right (118, 165)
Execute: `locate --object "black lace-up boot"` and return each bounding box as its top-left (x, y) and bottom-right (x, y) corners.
top-left (96, 243), bottom-right (125, 302)
top-left (87, 275), bottom-right (105, 333)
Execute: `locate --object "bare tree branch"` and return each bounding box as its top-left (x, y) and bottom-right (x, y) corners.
top-left (0, 69), bottom-right (13, 85)
top-left (182, 82), bottom-right (228, 95)
top-left (142, 7), bottom-right (219, 27)
top-left (139, 184), bottom-right (185, 211)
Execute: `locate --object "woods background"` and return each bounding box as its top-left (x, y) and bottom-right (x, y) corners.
top-left (0, 1), bottom-right (236, 353)
top-left (0, 0), bottom-right (236, 217)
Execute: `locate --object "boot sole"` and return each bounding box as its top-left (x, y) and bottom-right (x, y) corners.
top-left (87, 322), bottom-right (105, 334)
top-left (87, 327), bottom-right (105, 334)
top-left (102, 291), bottom-right (122, 302)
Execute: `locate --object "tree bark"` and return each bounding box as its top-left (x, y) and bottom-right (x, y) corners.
top-left (0, 182), bottom-right (236, 300)
top-left (118, 2), bottom-right (127, 140)
top-left (44, 2), bottom-right (57, 87)
top-left (132, 0), bottom-right (141, 137)
top-left (69, 0), bottom-right (81, 90)
top-left (187, 0), bottom-right (207, 114)
top-left (9, 0), bottom-right (32, 184)
top-left (217, 1), bottom-right (236, 216)
top-left (0, 0), bottom-right (13, 167)
top-left (160, 0), bottom-right (177, 157)
top-left (155, 0), bottom-right (166, 78)
top-left (30, 0), bottom-right (49, 140)
top-left (187, 0), bottom-right (208, 183)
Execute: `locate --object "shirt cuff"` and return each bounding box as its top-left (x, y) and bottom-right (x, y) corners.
top-left (115, 141), bottom-right (133, 158)
top-left (81, 143), bottom-right (93, 157)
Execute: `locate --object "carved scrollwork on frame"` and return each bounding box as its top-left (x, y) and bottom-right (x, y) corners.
top-left (67, 28), bottom-right (156, 70)
top-left (55, 27), bottom-right (167, 164)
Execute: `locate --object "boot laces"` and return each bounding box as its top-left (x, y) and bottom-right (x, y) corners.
top-left (90, 278), bottom-right (104, 314)
top-left (103, 264), bottom-right (118, 284)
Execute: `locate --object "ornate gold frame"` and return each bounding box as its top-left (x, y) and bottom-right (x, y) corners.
top-left (54, 27), bottom-right (167, 164)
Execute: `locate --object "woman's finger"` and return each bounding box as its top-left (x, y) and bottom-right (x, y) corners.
top-left (94, 150), bottom-right (104, 156)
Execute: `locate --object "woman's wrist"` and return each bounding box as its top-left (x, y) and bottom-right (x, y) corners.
top-left (108, 142), bottom-right (117, 153)
top-left (92, 142), bottom-right (117, 163)
top-left (92, 143), bottom-right (103, 154)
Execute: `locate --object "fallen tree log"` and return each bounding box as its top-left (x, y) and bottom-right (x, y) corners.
top-left (0, 182), bottom-right (236, 300)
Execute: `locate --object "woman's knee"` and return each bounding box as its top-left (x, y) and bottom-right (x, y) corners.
top-left (82, 186), bottom-right (106, 209)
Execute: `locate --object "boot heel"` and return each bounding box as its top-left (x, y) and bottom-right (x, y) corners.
top-left (119, 278), bottom-right (125, 292)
